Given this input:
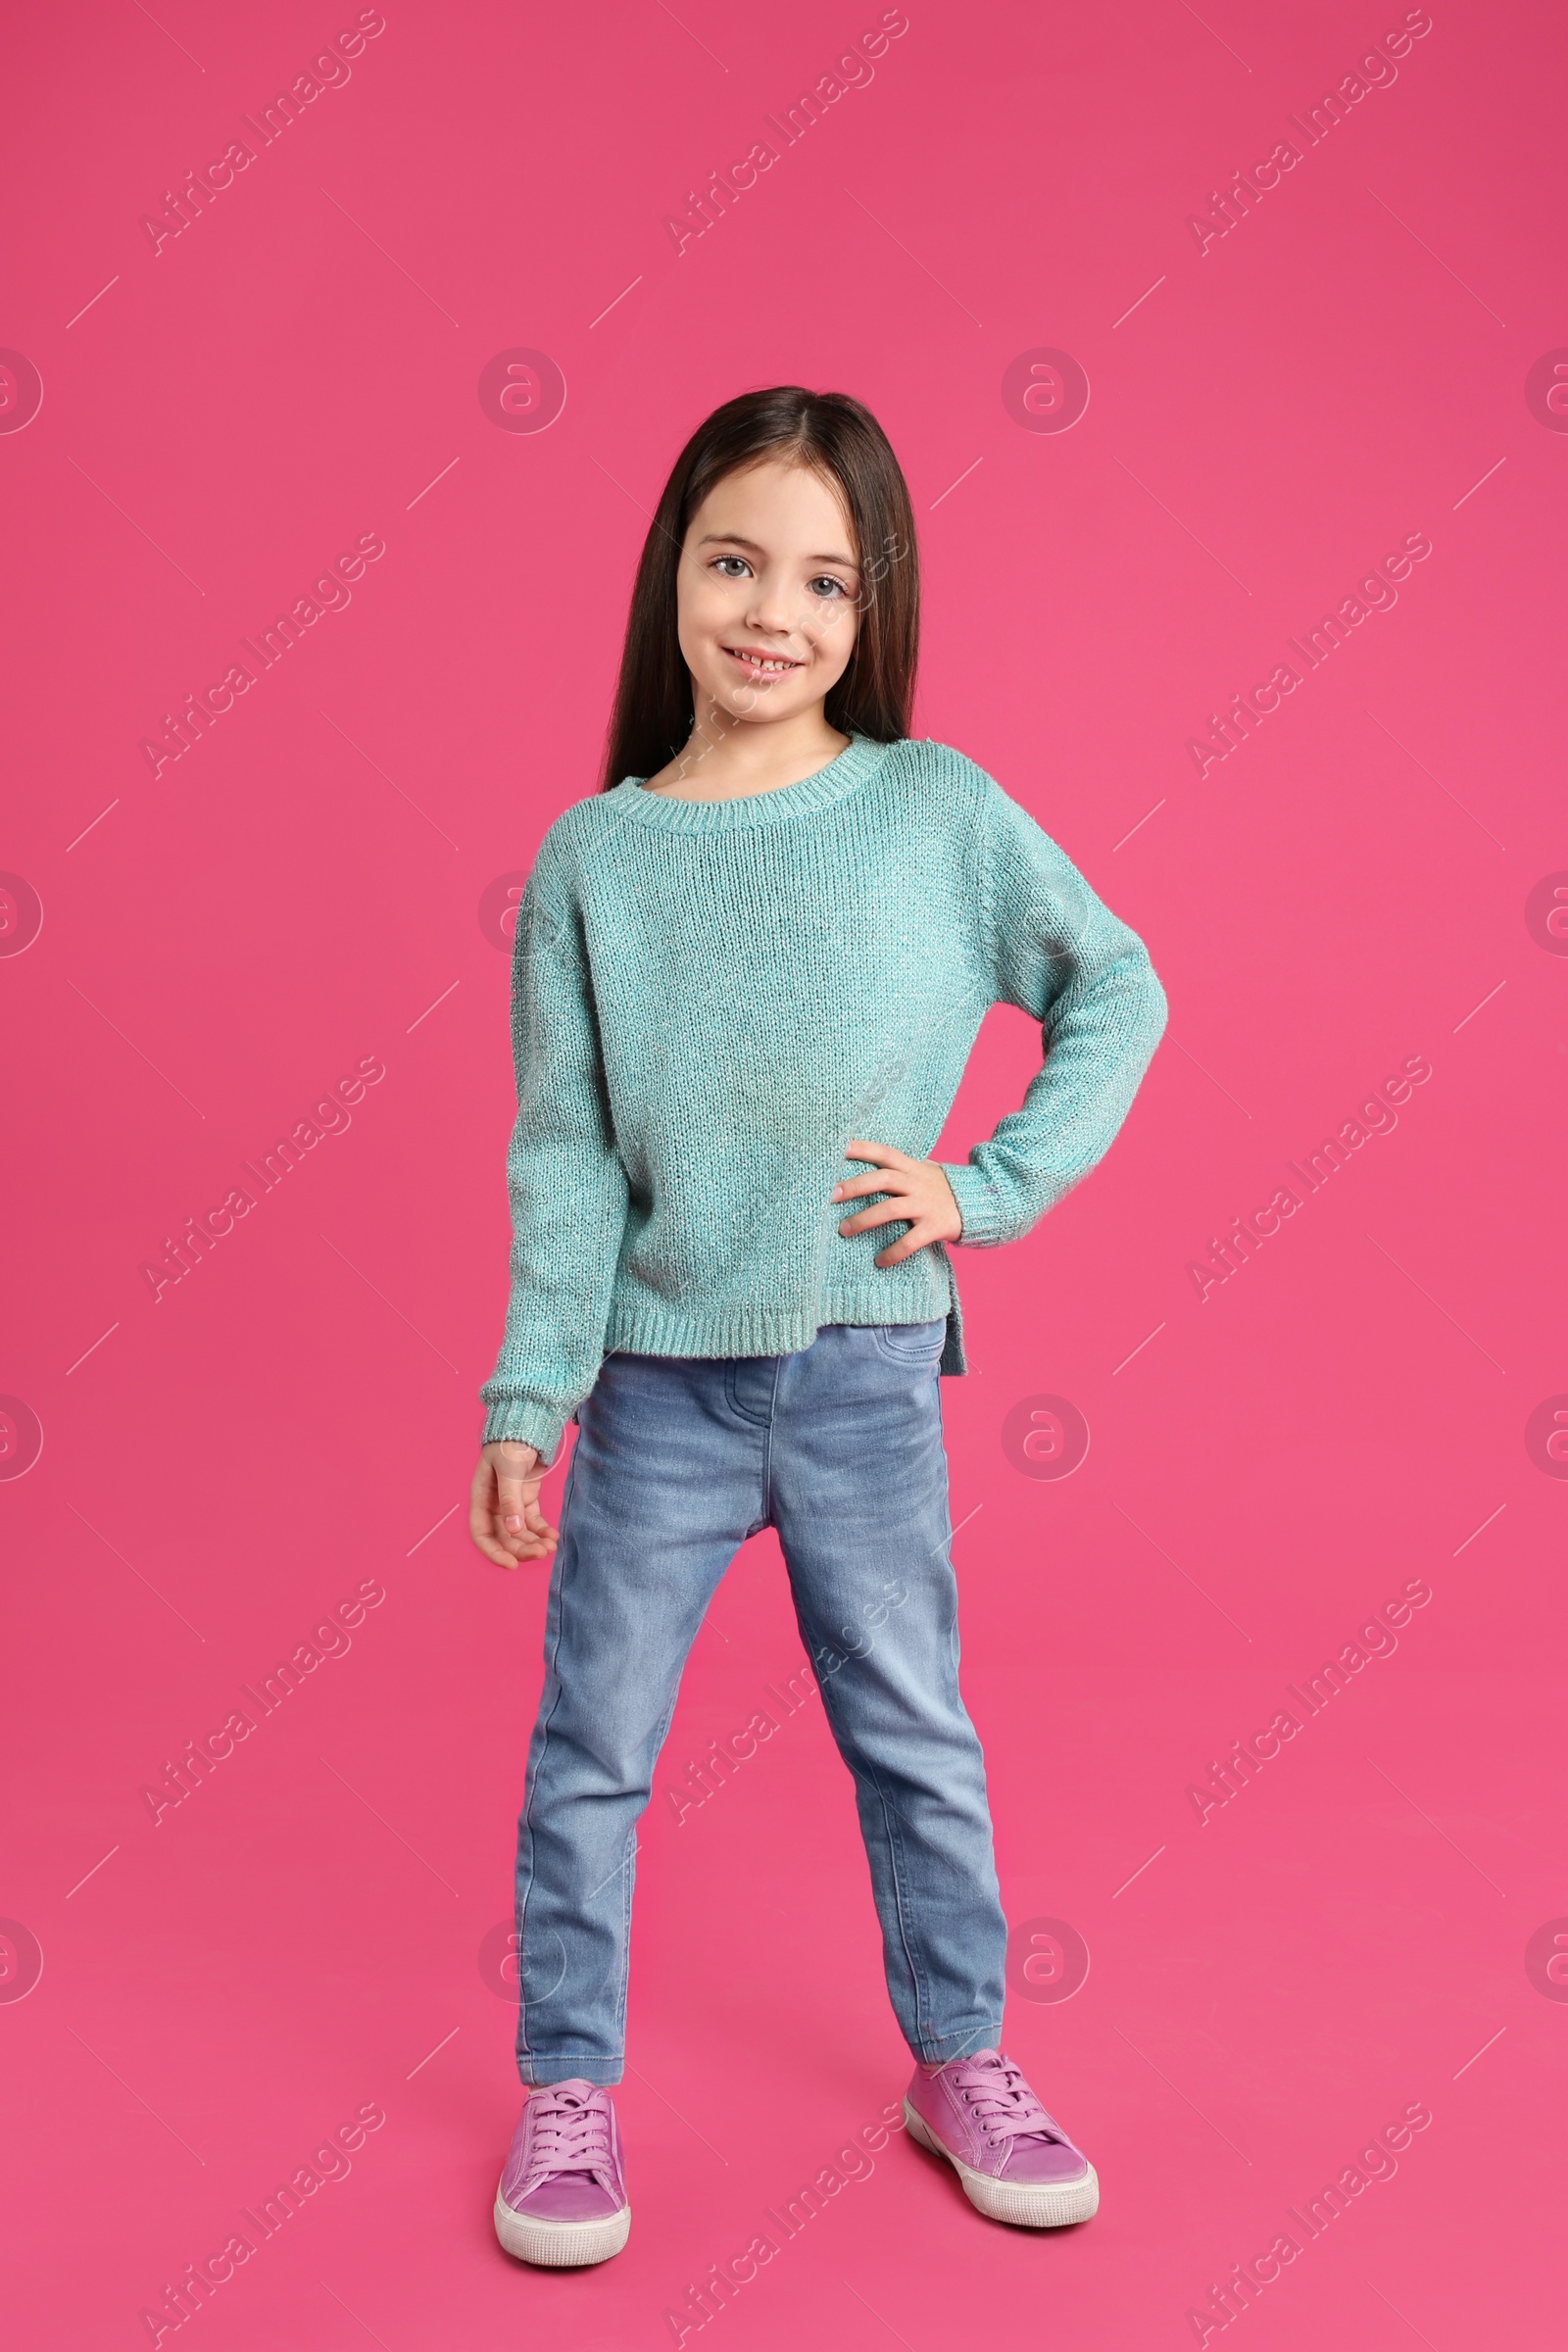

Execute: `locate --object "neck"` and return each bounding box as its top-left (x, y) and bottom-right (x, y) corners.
top-left (654, 700), bottom-right (852, 801)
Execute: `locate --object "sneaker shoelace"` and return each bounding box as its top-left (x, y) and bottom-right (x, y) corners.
top-left (947, 2053), bottom-right (1063, 2152)
top-left (522, 2085), bottom-right (616, 2193)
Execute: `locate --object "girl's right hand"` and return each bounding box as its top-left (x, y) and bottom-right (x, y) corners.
top-left (469, 1441), bottom-right (560, 1568)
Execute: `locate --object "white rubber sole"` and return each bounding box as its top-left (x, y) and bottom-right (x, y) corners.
top-left (903, 2099), bottom-right (1100, 2228)
top-left (493, 2181), bottom-right (631, 2266)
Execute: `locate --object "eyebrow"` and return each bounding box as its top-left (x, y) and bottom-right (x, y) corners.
top-left (696, 531), bottom-right (858, 567)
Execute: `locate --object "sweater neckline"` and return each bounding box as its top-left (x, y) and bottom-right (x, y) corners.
top-left (610, 733), bottom-right (893, 831)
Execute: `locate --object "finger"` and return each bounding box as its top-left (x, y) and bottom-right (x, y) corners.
top-left (470, 1523), bottom-right (517, 1567)
top-left (493, 1472), bottom-right (555, 1561)
top-left (472, 1536), bottom-right (519, 1568)
top-left (493, 1494), bottom-right (557, 1564)
top-left (844, 1139), bottom-right (909, 1168)
top-left (468, 1458), bottom-right (496, 1538)
top-left (831, 1167), bottom-right (911, 1202)
top-left (468, 1462), bottom-right (515, 1568)
top-left (471, 1511), bottom-right (525, 1569)
top-left (874, 1220), bottom-right (937, 1267)
top-left (496, 1475), bottom-right (533, 1547)
top-left (522, 1492), bottom-right (559, 1544)
top-left (837, 1201), bottom-right (914, 1236)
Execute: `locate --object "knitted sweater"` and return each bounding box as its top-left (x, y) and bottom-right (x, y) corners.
top-left (480, 734), bottom-right (1166, 1464)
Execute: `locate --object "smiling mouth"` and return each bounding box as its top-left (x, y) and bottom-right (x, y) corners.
top-left (723, 645), bottom-right (802, 673)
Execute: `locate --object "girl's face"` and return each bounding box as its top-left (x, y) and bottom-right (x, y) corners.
top-left (676, 457), bottom-right (861, 729)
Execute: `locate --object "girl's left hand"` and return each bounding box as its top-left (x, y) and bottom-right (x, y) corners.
top-left (832, 1139), bottom-right (962, 1266)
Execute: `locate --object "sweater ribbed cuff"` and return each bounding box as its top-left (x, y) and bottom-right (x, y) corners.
top-left (479, 1399), bottom-right (567, 1469)
top-left (939, 1162), bottom-right (1014, 1248)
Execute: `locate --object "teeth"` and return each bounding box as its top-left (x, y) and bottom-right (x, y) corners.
top-left (733, 650), bottom-right (795, 670)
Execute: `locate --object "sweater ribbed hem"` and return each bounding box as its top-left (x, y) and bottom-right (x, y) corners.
top-left (479, 1399), bottom-right (566, 1468)
top-left (941, 1161), bottom-right (1018, 1248)
top-left (602, 1281), bottom-right (967, 1371)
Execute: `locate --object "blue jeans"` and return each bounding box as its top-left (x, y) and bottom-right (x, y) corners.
top-left (514, 1321), bottom-right (1008, 2085)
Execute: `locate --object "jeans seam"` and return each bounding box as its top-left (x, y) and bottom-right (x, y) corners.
top-left (760, 1354), bottom-right (783, 1526)
top-left (811, 1657), bottom-right (930, 2048)
top-left (613, 1826), bottom-right (635, 2046)
top-left (515, 1441), bottom-right (580, 2071)
top-left (862, 1756), bottom-right (931, 2048)
top-left (608, 1676), bottom-right (680, 2050)
top-left (847, 1433), bottom-right (955, 2052)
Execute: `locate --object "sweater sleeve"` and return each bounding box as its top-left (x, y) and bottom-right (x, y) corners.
top-left (937, 780), bottom-right (1167, 1247)
top-left (477, 849), bottom-right (629, 1465)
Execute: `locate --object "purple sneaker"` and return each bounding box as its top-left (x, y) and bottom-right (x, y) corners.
top-left (903, 2049), bottom-right (1099, 2228)
top-left (493, 2082), bottom-right (631, 2266)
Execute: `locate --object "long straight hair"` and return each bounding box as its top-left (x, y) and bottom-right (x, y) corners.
top-left (599, 386), bottom-right (919, 790)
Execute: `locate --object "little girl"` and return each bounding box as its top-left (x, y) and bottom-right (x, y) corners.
top-left (469, 385), bottom-right (1166, 2267)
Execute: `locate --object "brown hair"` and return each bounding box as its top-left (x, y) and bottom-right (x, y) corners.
top-left (598, 385), bottom-right (919, 789)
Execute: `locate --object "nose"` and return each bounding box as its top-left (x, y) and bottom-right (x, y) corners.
top-left (744, 572), bottom-right (797, 641)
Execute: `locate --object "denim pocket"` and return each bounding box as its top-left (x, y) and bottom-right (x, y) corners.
top-left (871, 1318), bottom-right (947, 1365)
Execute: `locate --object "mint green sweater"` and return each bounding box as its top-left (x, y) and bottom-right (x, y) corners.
top-left (480, 735), bottom-right (1166, 1464)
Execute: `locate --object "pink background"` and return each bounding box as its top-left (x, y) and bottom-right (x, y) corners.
top-left (4, 1), bottom-right (1565, 2343)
